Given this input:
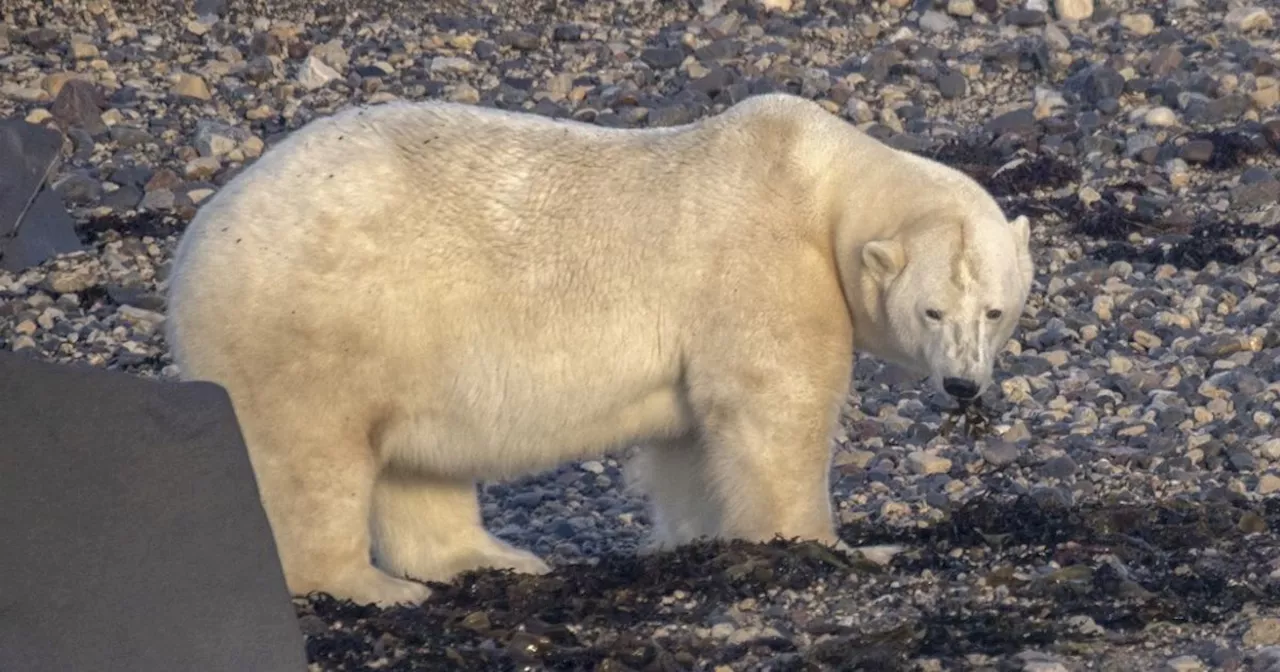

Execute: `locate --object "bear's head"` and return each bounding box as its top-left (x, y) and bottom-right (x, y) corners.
top-left (857, 212), bottom-right (1034, 402)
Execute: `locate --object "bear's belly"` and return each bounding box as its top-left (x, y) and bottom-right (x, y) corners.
top-left (376, 371), bottom-right (692, 480)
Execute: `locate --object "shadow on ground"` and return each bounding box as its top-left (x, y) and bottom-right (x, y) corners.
top-left (298, 495), bottom-right (1280, 671)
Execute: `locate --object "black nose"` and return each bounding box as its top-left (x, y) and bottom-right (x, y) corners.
top-left (943, 377), bottom-right (980, 400)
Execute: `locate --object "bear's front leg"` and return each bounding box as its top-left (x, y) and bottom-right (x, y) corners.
top-left (687, 359), bottom-right (850, 547)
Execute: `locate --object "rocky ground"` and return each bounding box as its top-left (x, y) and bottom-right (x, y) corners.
top-left (4, 0), bottom-right (1280, 669)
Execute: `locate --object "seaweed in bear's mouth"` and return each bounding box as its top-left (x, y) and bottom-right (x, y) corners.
top-left (939, 397), bottom-right (995, 440)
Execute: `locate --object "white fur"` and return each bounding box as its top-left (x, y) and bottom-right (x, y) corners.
top-left (164, 93), bottom-right (1034, 607)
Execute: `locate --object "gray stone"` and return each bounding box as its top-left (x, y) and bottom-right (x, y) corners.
top-left (985, 108), bottom-right (1037, 136)
top-left (1006, 9), bottom-right (1047, 26)
top-left (1179, 139), bottom-right (1214, 163)
top-left (0, 187), bottom-right (83, 272)
top-left (0, 352), bottom-right (308, 672)
top-left (938, 71), bottom-right (967, 99)
top-left (920, 10), bottom-right (958, 33)
top-left (51, 171), bottom-right (101, 205)
top-left (640, 47), bottom-right (685, 69)
top-left (1232, 181), bottom-right (1280, 208)
top-left (982, 441), bottom-right (1021, 466)
top-left (0, 119), bottom-right (84, 271)
top-left (50, 79), bottom-right (106, 136)
top-left (193, 0), bottom-right (227, 17)
top-left (1040, 455), bottom-right (1079, 479)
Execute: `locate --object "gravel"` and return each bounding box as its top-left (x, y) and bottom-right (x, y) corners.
top-left (4, 0), bottom-right (1280, 669)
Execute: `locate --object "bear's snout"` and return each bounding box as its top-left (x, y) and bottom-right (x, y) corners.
top-left (942, 377), bottom-right (980, 400)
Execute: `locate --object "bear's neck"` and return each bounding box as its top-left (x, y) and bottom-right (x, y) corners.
top-left (822, 141), bottom-right (959, 367)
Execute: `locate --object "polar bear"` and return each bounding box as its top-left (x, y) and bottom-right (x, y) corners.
top-left (164, 92), bottom-right (1034, 607)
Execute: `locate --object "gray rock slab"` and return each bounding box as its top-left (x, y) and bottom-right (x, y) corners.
top-left (0, 187), bottom-right (84, 272)
top-left (0, 117), bottom-right (62, 237)
top-left (0, 117), bottom-right (83, 271)
top-left (0, 352), bottom-right (308, 672)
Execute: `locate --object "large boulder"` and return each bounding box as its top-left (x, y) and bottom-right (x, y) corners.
top-left (0, 352), bottom-right (307, 672)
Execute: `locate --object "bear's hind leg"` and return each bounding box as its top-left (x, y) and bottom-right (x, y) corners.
top-left (623, 436), bottom-right (723, 554)
top-left (237, 405), bottom-right (431, 607)
top-left (371, 470), bottom-right (551, 583)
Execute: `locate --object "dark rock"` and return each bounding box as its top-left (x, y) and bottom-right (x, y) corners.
top-left (1241, 166), bottom-right (1275, 184)
top-left (109, 165), bottom-right (154, 189)
top-left (248, 32), bottom-right (282, 58)
top-left (0, 352), bottom-right (308, 672)
top-left (985, 108), bottom-right (1036, 136)
top-left (1096, 97), bottom-right (1120, 115)
top-left (1231, 181), bottom-right (1280, 208)
top-left (23, 27), bottom-right (60, 51)
top-left (0, 119), bottom-right (85, 271)
top-left (102, 184), bottom-right (143, 210)
top-left (193, 0), bottom-right (227, 17)
top-left (696, 39), bottom-right (742, 62)
top-left (640, 47), bottom-right (684, 70)
top-left (1228, 450), bottom-right (1257, 472)
top-left (687, 65), bottom-right (734, 97)
top-left (1040, 455), bottom-right (1080, 479)
top-left (498, 30), bottom-right (540, 51)
top-left (0, 119), bottom-right (62, 240)
top-left (51, 79), bottom-right (107, 136)
top-left (52, 171), bottom-right (101, 205)
top-left (1179, 139), bottom-right (1215, 163)
top-left (1006, 9), bottom-right (1047, 26)
top-left (1081, 66), bottom-right (1125, 104)
top-left (244, 56), bottom-right (276, 83)
top-left (861, 49), bottom-right (901, 83)
top-left (1148, 45), bottom-right (1184, 77)
top-left (552, 24), bottom-right (582, 41)
top-left (473, 40), bottom-right (498, 60)
top-left (649, 104), bottom-right (694, 127)
top-left (1263, 118), bottom-right (1280, 151)
top-left (109, 125), bottom-right (152, 148)
top-left (937, 70), bottom-right (967, 99)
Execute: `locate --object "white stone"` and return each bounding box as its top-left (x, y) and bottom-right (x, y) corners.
top-left (296, 55), bottom-right (340, 91)
top-left (907, 451), bottom-right (952, 475)
top-left (1144, 106), bottom-right (1178, 127)
top-left (1053, 0), bottom-right (1093, 21)
top-left (1225, 7), bottom-right (1272, 33)
top-left (947, 0), bottom-right (976, 17)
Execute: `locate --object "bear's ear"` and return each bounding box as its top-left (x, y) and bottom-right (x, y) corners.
top-left (861, 240), bottom-right (905, 281)
top-left (1011, 214), bottom-right (1031, 249)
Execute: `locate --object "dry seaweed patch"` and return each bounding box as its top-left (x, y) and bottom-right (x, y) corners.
top-left (922, 139), bottom-right (1276, 271)
top-left (297, 495), bottom-right (1280, 671)
top-left (920, 142), bottom-right (1082, 199)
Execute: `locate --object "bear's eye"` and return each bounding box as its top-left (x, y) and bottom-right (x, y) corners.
top-left (925, 309), bottom-right (943, 321)
top-left (986, 309), bottom-right (1003, 320)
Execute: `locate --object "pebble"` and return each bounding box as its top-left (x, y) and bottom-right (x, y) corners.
top-left (1120, 13), bottom-right (1155, 36)
top-left (1225, 7), bottom-right (1273, 33)
top-left (919, 11), bottom-right (957, 33)
top-left (982, 441), bottom-right (1021, 466)
top-left (907, 452), bottom-right (952, 475)
top-left (946, 0), bottom-right (975, 17)
top-left (173, 74), bottom-right (211, 101)
top-left (1144, 107), bottom-right (1178, 128)
top-left (1162, 656), bottom-right (1204, 672)
top-left (1245, 618), bottom-right (1280, 647)
top-left (297, 55), bottom-right (340, 91)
